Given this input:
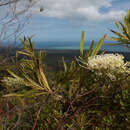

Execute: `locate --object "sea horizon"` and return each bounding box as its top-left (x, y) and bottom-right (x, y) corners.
top-left (34, 41), bottom-right (130, 52)
top-left (2, 40), bottom-right (130, 52)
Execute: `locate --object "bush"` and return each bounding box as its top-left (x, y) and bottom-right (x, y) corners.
top-left (0, 31), bottom-right (129, 129)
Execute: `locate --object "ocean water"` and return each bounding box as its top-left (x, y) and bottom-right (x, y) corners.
top-left (35, 41), bottom-right (129, 52)
top-left (4, 41), bottom-right (129, 52)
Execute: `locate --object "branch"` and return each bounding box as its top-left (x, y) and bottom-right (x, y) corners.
top-left (0, 0), bottom-right (21, 7)
top-left (32, 95), bottom-right (50, 130)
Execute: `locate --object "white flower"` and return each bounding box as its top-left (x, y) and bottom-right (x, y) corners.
top-left (87, 54), bottom-right (126, 71)
top-left (106, 73), bottom-right (116, 81)
top-left (77, 53), bottom-right (130, 80)
top-left (2, 77), bottom-right (27, 88)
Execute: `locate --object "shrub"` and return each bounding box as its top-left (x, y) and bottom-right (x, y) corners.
top-left (108, 10), bottom-right (130, 48)
top-left (0, 32), bottom-right (130, 129)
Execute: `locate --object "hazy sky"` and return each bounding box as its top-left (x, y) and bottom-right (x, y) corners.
top-left (22, 0), bottom-right (130, 42)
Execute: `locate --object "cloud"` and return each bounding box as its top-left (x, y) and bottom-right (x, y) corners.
top-left (29, 0), bottom-right (126, 21)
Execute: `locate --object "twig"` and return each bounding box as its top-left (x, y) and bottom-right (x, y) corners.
top-left (32, 95), bottom-right (50, 130)
top-left (11, 111), bottom-right (22, 130)
top-left (31, 106), bottom-right (42, 130)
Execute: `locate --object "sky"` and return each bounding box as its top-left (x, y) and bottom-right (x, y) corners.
top-left (2, 0), bottom-right (130, 42)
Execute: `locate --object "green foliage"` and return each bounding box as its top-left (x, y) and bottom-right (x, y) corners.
top-left (108, 10), bottom-right (130, 48)
top-left (0, 33), bottom-right (130, 129)
top-left (79, 31), bottom-right (106, 63)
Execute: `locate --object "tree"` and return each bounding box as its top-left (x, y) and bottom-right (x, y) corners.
top-left (0, 0), bottom-right (41, 43)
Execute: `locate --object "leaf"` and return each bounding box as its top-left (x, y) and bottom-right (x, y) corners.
top-left (3, 93), bottom-right (25, 97)
top-left (110, 29), bottom-right (124, 38)
top-left (100, 49), bottom-right (105, 55)
top-left (7, 69), bottom-right (21, 79)
top-left (28, 37), bottom-right (34, 51)
top-left (115, 21), bottom-right (124, 34)
top-left (91, 34), bottom-right (106, 56)
top-left (104, 43), bottom-right (124, 46)
top-left (70, 61), bottom-right (75, 71)
top-left (38, 62), bottom-right (52, 92)
top-left (62, 57), bottom-right (67, 72)
top-left (88, 40), bottom-right (94, 57)
top-left (16, 51), bottom-right (31, 57)
top-left (107, 37), bottom-right (121, 41)
top-left (119, 21), bottom-right (130, 40)
top-left (80, 31), bottom-right (85, 57)
top-left (22, 72), bottom-right (43, 90)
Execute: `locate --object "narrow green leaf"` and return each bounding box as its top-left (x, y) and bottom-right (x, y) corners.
top-left (104, 43), bottom-right (125, 46)
top-left (88, 40), bottom-right (94, 57)
top-left (100, 49), bottom-right (105, 55)
top-left (80, 31), bottom-right (85, 57)
top-left (3, 93), bottom-right (25, 97)
top-left (107, 37), bottom-right (121, 41)
top-left (62, 57), bottom-right (67, 72)
top-left (22, 72), bottom-right (44, 90)
top-left (119, 21), bottom-right (130, 39)
top-left (115, 21), bottom-right (124, 34)
top-left (17, 51), bottom-right (31, 57)
top-left (91, 34), bottom-right (106, 56)
top-left (70, 61), bottom-right (75, 71)
top-left (7, 69), bottom-right (21, 79)
top-left (110, 29), bottom-right (124, 38)
top-left (38, 63), bottom-right (52, 92)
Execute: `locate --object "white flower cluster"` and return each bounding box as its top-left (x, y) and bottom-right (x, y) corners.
top-left (87, 54), bottom-right (127, 71)
top-left (77, 53), bottom-right (130, 80)
top-left (2, 77), bottom-right (27, 88)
